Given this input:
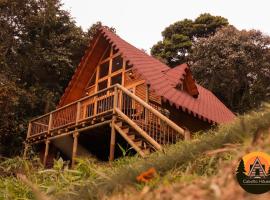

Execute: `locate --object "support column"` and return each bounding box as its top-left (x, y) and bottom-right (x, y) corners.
top-left (43, 140), bottom-right (50, 166)
top-left (109, 123), bottom-right (116, 161)
top-left (23, 142), bottom-right (29, 159)
top-left (109, 87), bottom-right (118, 161)
top-left (71, 131), bottom-right (79, 168)
top-left (184, 129), bottom-right (191, 140)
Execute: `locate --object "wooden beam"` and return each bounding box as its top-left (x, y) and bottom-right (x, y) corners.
top-left (145, 84), bottom-right (150, 124)
top-left (30, 120), bottom-right (111, 144)
top-left (32, 122), bottom-right (48, 127)
top-left (109, 87), bottom-right (118, 161)
top-left (184, 129), bottom-right (191, 140)
top-left (109, 124), bottom-right (116, 161)
top-left (27, 122), bottom-right (32, 138)
top-left (43, 140), bottom-right (50, 166)
top-left (72, 131), bottom-right (79, 168)
top-left (47, 113), bottom-right (53, 135)
top-left (76, 102), bottom-right (81, 125)
top-left (23, 142), bottom-right (29, 159)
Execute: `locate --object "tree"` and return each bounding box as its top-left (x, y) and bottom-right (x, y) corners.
top-left (236, 159), bottom-right (248, 182)
top-left (191, 26), bottom-right (270, 113)
top-left (236, 159), bottom-right (246, 174)
top-left (0, 0), bottom-right (89, 156)
top-left (151, 13), bottom-right (228, 67)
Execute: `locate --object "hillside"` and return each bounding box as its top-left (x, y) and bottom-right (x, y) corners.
top-left (0, 103), bottom-right (270, 200)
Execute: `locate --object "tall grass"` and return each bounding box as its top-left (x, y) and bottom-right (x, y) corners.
top-left (64, 103), bottom-right (270, 199)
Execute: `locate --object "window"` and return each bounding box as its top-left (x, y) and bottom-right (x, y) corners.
top-left (99, 61), bottom-right (109, 78)
top-left (126, 61), bottom-right (133, 70)
top-left (112, 55), bottom-right (123, 73)
top-left (98, 79), bottom-right (108, 91)
top-left (111, 73), bottom-right (122, 85)
top-left (113, 47), bottom-right (119, 55)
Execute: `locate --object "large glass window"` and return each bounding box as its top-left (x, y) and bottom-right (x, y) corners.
top-left (113, 47), bottom-right (119, 55)
top-left (99, 61), bottom-right (109, 78)
top-left (98, 79), bottom-right (108, 91)
top-left (126, 61), bottom-right (133, 70)
top-left (112, 55), bottom-right (123, 73)
top-left (111, 73), bottom-right (122, 85)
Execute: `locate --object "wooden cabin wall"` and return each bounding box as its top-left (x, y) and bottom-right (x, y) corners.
top-left (162, 101), bottom-right (211, 132)
top-left (124, 70), bottom-right (161, 109)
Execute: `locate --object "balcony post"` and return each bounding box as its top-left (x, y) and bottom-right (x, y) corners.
top-left (43, 140), bottom-right (50, 166)
top-left (48, 113), bottom-right (53, 136)
top-left (27, 122), bottom-right (32, 138)
top-left (109, 87), bottom-right (118, 161)
top-left (76, 102), bottom-right (81, 125)
top-left (71, 131), bottom-right (79, 168)
top-left (145, 84), bottom-right (150, 124)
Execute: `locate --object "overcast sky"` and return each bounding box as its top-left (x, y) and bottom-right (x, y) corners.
top-left (62, 0), bottom-right (270, 52)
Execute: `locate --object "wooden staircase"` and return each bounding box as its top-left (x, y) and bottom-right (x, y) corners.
top-left (114, 118), bottom-right (153, 157)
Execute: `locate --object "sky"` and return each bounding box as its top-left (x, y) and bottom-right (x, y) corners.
top-left (62, 0), bottom-right (270, 52)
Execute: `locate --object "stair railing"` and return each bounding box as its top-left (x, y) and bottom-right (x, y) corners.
top-left (114, 84), bottom-right (190, 147)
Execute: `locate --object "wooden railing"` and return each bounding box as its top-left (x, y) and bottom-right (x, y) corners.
top-left (113, 84), bottom-right (188, 147)
top-left (28, 86), bottom-right (115, 137)
top-left (28, 84), bottom-right (189, 146)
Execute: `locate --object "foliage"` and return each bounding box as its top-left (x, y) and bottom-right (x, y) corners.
top-left (151, 13), bottom-right (228, 67)
top-left (0, 0), bottom-right (110, 156)
top-left (0, 75), bottom-right (36, 156)
top-left (191, 26), bottom-right (270, 113)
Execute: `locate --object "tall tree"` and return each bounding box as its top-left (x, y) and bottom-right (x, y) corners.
top-left (0, 0), bottom-right (89, 156)
top-left (191, 26), bottom-right (270, 113)
top-left (151, 13), bottom-right (228, 67)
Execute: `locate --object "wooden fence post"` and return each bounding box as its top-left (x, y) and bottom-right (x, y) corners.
top-left (109, 87), bottom-right (118, 161)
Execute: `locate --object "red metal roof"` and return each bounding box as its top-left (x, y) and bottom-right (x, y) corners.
top-left (60, 27), bottom-right (235, 124)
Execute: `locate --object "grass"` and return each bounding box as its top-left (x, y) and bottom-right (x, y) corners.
top-left (0, 103), bottom-right (270, 200)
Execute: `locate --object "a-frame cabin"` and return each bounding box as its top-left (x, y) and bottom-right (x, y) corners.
top-left (25, 27), bottom-right (235, 166)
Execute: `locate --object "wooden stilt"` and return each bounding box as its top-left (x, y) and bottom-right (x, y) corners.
top-left (71, 131), bottom-right (79, 168)
top-left (184, 129), bottom-right (191, 140)
top-left (23, 142), bottom-right (29, 159)
top-left (43, 140), bottom-right (50, 166)
top-left (109, 87), bottom-right (118, 161)
top-left (109, 123), bottom-right (116, 161)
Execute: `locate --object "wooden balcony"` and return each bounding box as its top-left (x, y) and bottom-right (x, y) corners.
top-left (26, 85), bottom-right (116, 144)
top-left (25, 84), bottom-right (189, 165)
